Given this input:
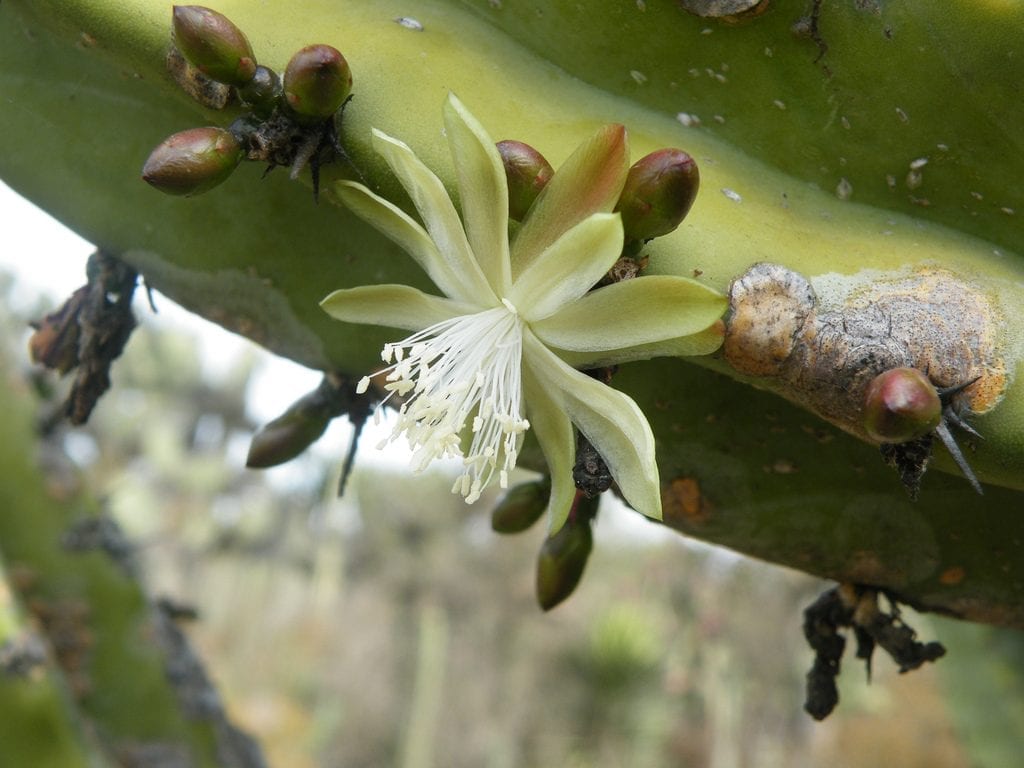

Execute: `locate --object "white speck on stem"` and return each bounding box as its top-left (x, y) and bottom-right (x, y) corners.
top-left (630, 69), bottom-right (648, 84)
top-left (713, 114), bottom-right (725, 124)
top-left (905, 169), bottom-right (923, 190)
top-left (896, 107), bottom-right (909, 123)
top-left (909, 157), bottom-right (929, 170)
top-left (722, 188), bottom-right (742, 203)
top-left (394, 16), bottom-right (424, 30)
top-left (835, 177), bottom-right (853, 201)
top-left (841, 116), bottom-right (851, 130)
top-left (773, 99), bottom-right (787, 110)
top-left (676, 112), bottom-right (701, 127)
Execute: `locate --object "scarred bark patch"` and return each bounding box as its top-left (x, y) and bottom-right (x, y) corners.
top-left (723, 262), bottom-right (1007, 443)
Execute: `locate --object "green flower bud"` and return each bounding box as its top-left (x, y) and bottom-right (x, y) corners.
top-left (615, 148), bottom-right (700, 242)
top-left (535, 495), bottom-right (597, 611)
top-left (245, 390), bottom-right (333, 468)
top-left (237, 65), bottom-right (282, 118)
top-left (863, 367), bottom-right (942, 444)
top-left (172, 6), bottom-right (257, 87)
top-left (283, 45), bottom-right (353, 123)
top-left (491, 479), bottom-right (550, 534)
top-left (142, 127), bottom-right (243, 196)
top-left (496, 140), bottom-right (553, 221)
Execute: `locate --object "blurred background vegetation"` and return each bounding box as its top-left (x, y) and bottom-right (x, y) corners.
top-left (1, 265), bottom-right (1023, 767)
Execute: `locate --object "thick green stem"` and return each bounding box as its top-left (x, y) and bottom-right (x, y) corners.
top-left (2, 0), bottom-right (1023, 627)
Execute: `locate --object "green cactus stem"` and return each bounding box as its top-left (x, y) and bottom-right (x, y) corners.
top-left (2, 0), bottom-right (1024, 628)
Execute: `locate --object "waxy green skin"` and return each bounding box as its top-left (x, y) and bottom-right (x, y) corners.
top-left (2, 0), bottom-right (1024, 627)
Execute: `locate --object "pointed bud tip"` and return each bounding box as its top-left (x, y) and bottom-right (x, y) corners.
top-left (246, 405), bottom-right (331, 468)
top-left (496, 140), bottom-right (554, 221)
top-left (172, 6), bottom-right (257, 87)
top-left (283, 45), bottom-right (353, 122)
top-left (616, 148), bottom-right (700, 242)
top-left (491, 479), bottom-right (550, 534)
top-left (863, 367), bottom-right (942, 444)
top-left (535, 518), bottom-right (593, 611)
top-left (142, 127), bottom-right (243, 197)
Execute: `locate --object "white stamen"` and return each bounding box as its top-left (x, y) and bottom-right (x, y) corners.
top-left (364, 303), bottom-right (529, 502)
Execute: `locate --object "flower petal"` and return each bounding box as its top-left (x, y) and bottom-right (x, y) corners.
top-left (522, 354), bottom-right (578, 533)
top-left (371, 128), bottom-right (496, 303)
top-left (524, 331), bottom-right (662, 521)
top-left (531, 276), bottom-right (727, 351)
top-left (336, 181), bottom-right (472, 302)
top-left (320, 284), bottom-right (474, 331)
top-left (443, 94), bottom-right (511, 295)
top-left (509, 213), bottom-right (624, 322)
top-left (552, 324), bottom-right (725, 368)
top-left (511, 124), bottom-right (628, 279)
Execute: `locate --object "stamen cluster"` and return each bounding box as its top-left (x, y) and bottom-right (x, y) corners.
top-left (358, 301), bottom-right (529, 503)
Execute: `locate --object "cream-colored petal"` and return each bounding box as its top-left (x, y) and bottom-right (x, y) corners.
top-left (336, 181), bottom-right (471, 302)
top-left (509, 213), bottom-right (623, 322)
top-left (532, 276), bottom-right (727, 350)
top-left (522, 352), bottom-right (578, 533)
top-left (525, 331), bottom-right (662, 521)
top-left (552, 324), bottom-right (725, 368)
top-left (320, 284), bottom-right (474, 331)
top-left (511, 124), bottom-right (628, 279)
top-left (443, 94), bottom-right (511, 295)
top-left (371, 128), bottom-right (497, 304)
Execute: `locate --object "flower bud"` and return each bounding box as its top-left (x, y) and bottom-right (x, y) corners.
top-left (245, 391), bottom-right (334, 468)
top-left (863, 367), bottom-right (942, 444)
top-left (283, 45), bottom-right (353, 123)
top-left (237, 65), bottom-right (282, 118)
top-left (496, 140), bottom-right (553, 220)
top-left (142, 127), bottom-right (243, 196)
top-left (172, 6), bottom-right (257, 87)
top-left (491, 479), bottom-right (550, 534)
top-left (615, 148), bottom-right (700, 242)
top-left (535, 495), bottom-right (597, 611)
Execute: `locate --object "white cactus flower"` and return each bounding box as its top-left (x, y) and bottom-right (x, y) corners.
top-left (322, 94), bottom-right (725, 530)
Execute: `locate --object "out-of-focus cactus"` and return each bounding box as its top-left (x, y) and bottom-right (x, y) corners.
top-left (2, 0), bottom-right (1024, 628)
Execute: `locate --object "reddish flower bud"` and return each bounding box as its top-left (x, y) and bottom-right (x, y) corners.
top-left (283, 45), bottom-right (353, 122)
top-left (496, 140), bottom-right (553, 221)
top-left (615, 148), bottom-right (700, 242)
top-left (142, 127), bottom-right (243, 196)
top-left (172, 6), bottom-right (257, 87)
top-left (863, 367), bottom-right (942, 444)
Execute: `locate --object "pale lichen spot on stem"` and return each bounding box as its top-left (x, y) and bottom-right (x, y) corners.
top-left (723, 262), bottom-right (1007, 442)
